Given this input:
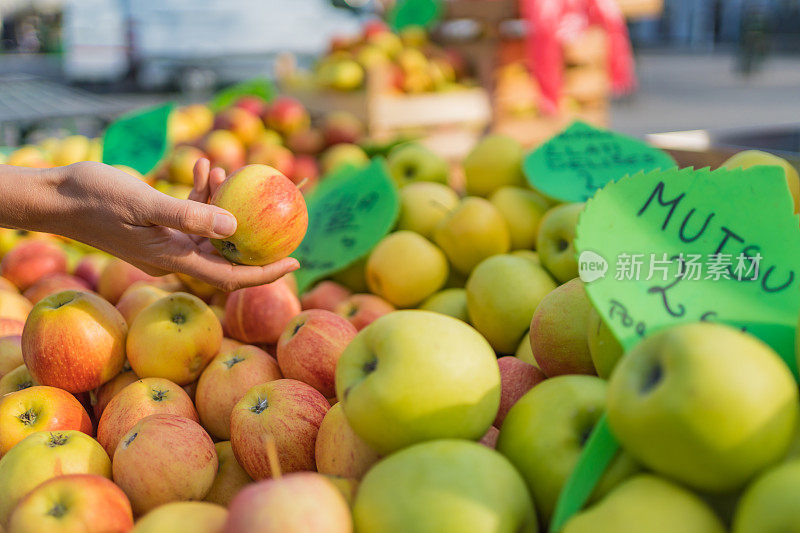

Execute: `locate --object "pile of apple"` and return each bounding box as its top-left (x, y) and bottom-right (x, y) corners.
top-left (300, 20), bottom-right (471, 94)
top-left (2, 138), bottom-right (800, 533)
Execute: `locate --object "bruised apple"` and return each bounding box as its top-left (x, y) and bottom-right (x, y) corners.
top-left (210, 164), bottom-right (308, 266)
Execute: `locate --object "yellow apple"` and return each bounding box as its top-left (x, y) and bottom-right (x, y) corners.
top-left (489, 186), bottom-right (550, 250)
top-left (315, 402), bottom-right (381, 479)
top-left (733, 459), bottom-right (800, 533)
top-left (419, 288), bottom-right (468, 322)
top-left (132, 502), bottom-right (227, 533)
top-left (463, 135), bottom-right (526, 197)
top-left (396, 182), bottom-right (459, 239)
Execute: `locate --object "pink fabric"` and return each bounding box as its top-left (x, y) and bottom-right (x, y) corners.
top-left (520, 0), bottom-right (636, 114)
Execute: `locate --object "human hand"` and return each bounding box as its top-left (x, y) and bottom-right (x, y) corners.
top-left (40, 159), bottom-right (300, 291)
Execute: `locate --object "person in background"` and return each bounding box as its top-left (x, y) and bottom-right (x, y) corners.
top-left (0, 158), bottom-right (300, 291)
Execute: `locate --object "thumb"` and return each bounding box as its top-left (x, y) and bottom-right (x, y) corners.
top-left (147, 194), bottom-right (237, 239)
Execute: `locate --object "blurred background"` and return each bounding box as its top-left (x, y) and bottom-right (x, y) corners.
top-left (1, 0), bottom-right (799, 153)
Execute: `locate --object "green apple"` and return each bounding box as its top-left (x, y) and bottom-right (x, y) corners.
top-left (419, 288), bottom-right (468, 322)
top-left (536, 203), bottom-right (584, 283)
top-left (563, 475), bottom-right (725, 533)
top-left (721, 150), bottom-right (800, 214)
top-left (587, 307), bottom-right (623, 379)
top-left (529, 278), bottom-right (595, 376)
top-left (489, 187), bottom-right (550, 250)
top-left (387, 143), bottom-right (449, 188)
top-left (733, 459), bottom-right (800, 533)
top-left (466, 254), bottom-right (556, 354)
top-left (463, 135), bottom-right (525, 197)
top-left (511, 250), bottom-right (541, 265)
top-left (433, 197), bottom-right (511, 276)
top-left (608, 322), bottom-right (798, 493)
top-left (366, 231), bottom-right (448, 308)
top-left (354, 439), bottom-right (538, 533)
top-left (396, 182), bottom-right (459, 239)
top-left (335, 310), bottom-right (500, 454)
top-left (515, 333), bottom-right (540, 368)
top-left (497, 375), bottom-right (638, 524)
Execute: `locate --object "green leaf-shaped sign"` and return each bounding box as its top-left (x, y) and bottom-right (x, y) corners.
top-left (550, 165), bottom-right (800, 533)
top-left (102, 103), bottom-right (173, 176)
top-left (389, 0), bottom-right (443, 30)
top-left (292, 159), bottom-right (400, 293)
top-left (524, 121), bottom-right (676, 203)
top-left (210, 78), bottom-right (275, 112)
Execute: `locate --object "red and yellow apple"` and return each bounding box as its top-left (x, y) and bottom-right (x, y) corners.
top-left (334, 293), bottom-right (394, 331)
top-left (22, 273), bottom-right (90, 304)
top-left (300, 281), bottom-right (351, 312)
top-left (224, 279), bottom-right (301, 344)
top-left (92, 369), bottom-right (139, 419)
top-left (203, 129), bottom-right (246, 173)
top-left (115, 282), bottom-right (169, 325)
top-left (0, 240), bottom-right (67, 291)
top-left (97, 259), bottom-right (158, 305)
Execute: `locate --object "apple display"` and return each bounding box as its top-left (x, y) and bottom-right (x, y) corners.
top-left (433, 197), bottom-right (511, 276)
top-left (536, 203), bottom-right (584, 283)
top-left (0, 430), bottom-right (111, 526)
top-left (112, 414), bottom-right (217, 515)
top-left (0, 385), bottom-right (92, 455)
top-left (463, 135), bottom-right (526, 197)
top-left (419, 288), bottom-right (468, 322)
top-left (230, 379), bottom-right (330, 479)
top-left (23, 290), bottom-right (128, 393)
top-left (334, 293), bottom-right (394, 331)
top-left (126, 292), bottom-right (222, 385)
top-left (204, 441), bottom-right (253, 507)
top-left (97, 377), bottom-right (198, 458)
top-left (529, 278), bottom-right (595, 376)
top-left (497, 375), bottom-right (638, 523)
top-left (224, 472), bottom-right (352, 533)
top-left (335, 310), bottom-right (500, 454)
top-left (224, 279), bottom-right (301, 344)
top-left (396, 182), bottom-right (459, 239)
top-left (195, 344), bottom-right (282, 440)
top-left (354, 439), bottom-right (537, 533)
top-left (7, 474), bottom-right (133, 533)
top-left (607, 322), bottom-right (798, 493)
top-left (210, 164), bottom-right (307, 266)
top-left (466, 254), bottom-right (557, 354)
top-left (276, 310), bottom-right (357, 398)
top-left (315, 402), bottom-right (381, 479)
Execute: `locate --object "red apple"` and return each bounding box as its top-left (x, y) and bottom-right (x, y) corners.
top-left (334, 293), bottom-right (395, 331)
top-left (210, 164), bottom-right (308, 267)
top-left (286, 128), bottom-right (325, 156)
top-left (0, 335), bottom-right (22, 378)
top-left (195, 344), bottom-right (282, 440)
top-left (203, 129), bottom-right (246, 173)
top-left (322, 111), bottom-right (365, 146)
top-left (0, 240), bottom-right (67, 291)
top-left (277, 310), bottom-right (357, 397)
top-left (301, 281), bottom-right (352, 312)
top-left (0, 318), bottom-right (23, 338)
top-left (93, 369), bottom-right (139, 419)
top-left (97, 376), bottom-right (198, 458)
top-left (224, 279), bottom-right (301, 344)
top-left (204, 441), bottom-right (253, 507)
top-left (23, 273), bottom-right (90, 304)
top-left (23, 290), bottom-right (127, 393)
top-left (495, 356), bottom-right (547, 428)
top-left (112, 414), bottom-right (217, 515)
top-left (97, 258), bottom-right (159, 305)
top-left (230, 379), bottom-right (329, 479)
top-left (0, 385), bottom-right (92, 455)
top-left (263, 96), bottom-right (310, 136)
top-left (8, 474), bottom-right (133, 533)
top-left (73, 254), bottom-right (110, 291)
top-left (234, 95), bottom-right (268, 117)
top-left (224, 472), bottom-right (352, 533)
top-left (315, 403), bottom-right (380, 479)
top-left (246, 142), bottom-right (295, 177)
top-left (214, 107), bottom-right (265, 146)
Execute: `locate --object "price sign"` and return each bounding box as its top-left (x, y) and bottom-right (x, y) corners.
top-left (292, 159), bottom-right (400, 293)
top-left (102, 103), bottom-right (173, 176)
top-left (389, 0), bottom-right (444, 30)
top-left (524, 121), bottom-right (676, 203)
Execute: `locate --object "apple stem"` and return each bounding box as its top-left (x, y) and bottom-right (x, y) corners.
top-left (266, 434), bottom-right (282, 479)
top-left (296, 178), bottom-right (310, 190)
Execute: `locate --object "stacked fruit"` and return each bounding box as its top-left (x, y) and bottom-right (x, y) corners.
top-left (304, 20), bottom-right (470, 94)
top-left (1, 139), bottom-right (800, 533)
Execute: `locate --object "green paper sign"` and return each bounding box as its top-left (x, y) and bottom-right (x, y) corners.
top-left (292, 159), bottom-right (400, 292)
top-left (524, 121), bottom-right (676, 203)
top-left (550, 165), bottom-right (800, 533)
top-left (210, 78), bottom-right (275, 112)
top-left (102, 103), bottom-right (173, 176)
top-left (389, 0), bottom-right (443, 30)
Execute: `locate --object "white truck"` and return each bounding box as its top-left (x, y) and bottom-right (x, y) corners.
top-left (62, 0), bottom-right (366, 89)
